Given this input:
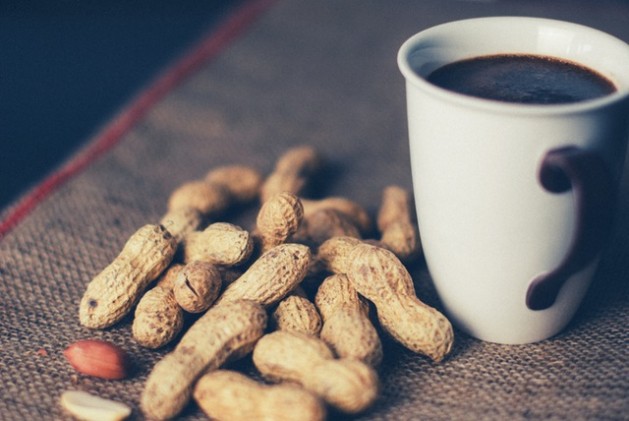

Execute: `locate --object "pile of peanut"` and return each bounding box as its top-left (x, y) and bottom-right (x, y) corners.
top-left (66, 145), bottom-right (454, 421)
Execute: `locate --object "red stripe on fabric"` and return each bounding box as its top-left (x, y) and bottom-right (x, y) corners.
top-left (0, 0), bottom-right (275, 239)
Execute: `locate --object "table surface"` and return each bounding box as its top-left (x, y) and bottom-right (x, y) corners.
top-left (1, 1), bottom-right (628, 420)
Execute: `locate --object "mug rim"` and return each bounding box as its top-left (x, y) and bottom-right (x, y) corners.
top-left (397, 16), bottom-right (629, 116)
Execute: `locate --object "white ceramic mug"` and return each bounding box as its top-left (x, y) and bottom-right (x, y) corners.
top-left (398, 17), bottom-right (629, 344)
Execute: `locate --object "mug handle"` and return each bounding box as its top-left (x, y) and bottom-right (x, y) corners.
top-left (526, 146), bottom-right (615, 310)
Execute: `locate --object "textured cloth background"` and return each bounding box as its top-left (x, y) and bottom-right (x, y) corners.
top-left (1, 0), bottom-right (628, 419)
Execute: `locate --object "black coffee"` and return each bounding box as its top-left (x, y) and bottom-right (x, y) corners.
top-left (426, 54), bottom-right (616, 104)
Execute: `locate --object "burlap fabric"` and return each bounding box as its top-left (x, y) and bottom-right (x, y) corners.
top-left (1, 0), bottom-right (628, 419)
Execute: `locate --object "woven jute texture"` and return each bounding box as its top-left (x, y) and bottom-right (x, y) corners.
top-left (1, 0), bottom-right (628, 419)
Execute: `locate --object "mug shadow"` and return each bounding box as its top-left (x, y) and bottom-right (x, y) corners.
top-left (407, 258), bottom-right (478, 359)
top-left (565, 160), bottom-right (629, 333)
